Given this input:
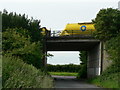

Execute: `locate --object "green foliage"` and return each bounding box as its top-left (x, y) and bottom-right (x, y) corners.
top-left (47, 64), bottom-right (80, 72)
top-left (105, 34), bottom-right (120, 64)
top-left (2, 9), bottom-right (43, 42)
top-left (49, 72), bottom-right (78, 76)
top-left (2, 28), bottom-right (43, 69)
top-left (101, 34), bottom-right (120, 76)
top-left (2, 10), bottom-right (53, 88)
top-left (2, 28), bottom-right (30, 52)
top-left (88, 69), bottom-right (120, 88)
top-left (79, 51), bottom-right (87, 65)
top-left (77, 65), bottom-right (87, 78)
top-left (77, 51), bottom-right (87, 79)
top-left (93, 8), bottom-right (120, 40)
top-left (3, 55), bottom-right (53, 88)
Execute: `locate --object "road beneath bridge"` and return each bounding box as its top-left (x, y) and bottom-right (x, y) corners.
top-left (52, 75), bottom-right (104, 88)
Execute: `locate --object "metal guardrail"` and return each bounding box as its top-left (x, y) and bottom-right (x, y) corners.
top-left (51, 30), bottom-right (61, 37)
top-left (45, 29), bottom-right (94, 38)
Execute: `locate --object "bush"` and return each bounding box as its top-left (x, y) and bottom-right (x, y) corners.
top-left (2, 10), bottom-right (43, 42)
top-left (2, 55), bottom-right (53, 88)
top-left (77, 51), bottom-right (87, 79)
top-left (106, 34), bottom-right (120, 65)
top-left (2, 28), bottom-right (43, 69)
top-left (77, 65), bottom-right (87, 79)
top-left (93, 8), bottom-right (120, 40)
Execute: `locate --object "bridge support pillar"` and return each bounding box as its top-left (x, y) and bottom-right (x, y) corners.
top-left (87, 42), bottom-right (102, 78)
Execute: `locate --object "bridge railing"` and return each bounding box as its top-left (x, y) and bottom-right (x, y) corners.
top-left (51, 30), bottom-right (62, 37)
top-left (45, 29), bottom-right (94, 38)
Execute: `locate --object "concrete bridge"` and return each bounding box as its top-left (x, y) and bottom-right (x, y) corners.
top-left (43, 34), bottom-right (110, 78)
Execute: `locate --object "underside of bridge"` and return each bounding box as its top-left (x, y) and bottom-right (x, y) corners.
top-left (45, 37), bottom-right (102, 78)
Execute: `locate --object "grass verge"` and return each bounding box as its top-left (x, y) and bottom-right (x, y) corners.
top-left (49, 72), bottom-right (78, 76)
top-left (88, 72), bottom-right (120, 88)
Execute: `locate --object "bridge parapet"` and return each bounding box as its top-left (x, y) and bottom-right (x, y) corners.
top-left (44, 30), bottom-right (94, 39)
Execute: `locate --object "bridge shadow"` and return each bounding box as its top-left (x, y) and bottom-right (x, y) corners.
top-left (52, 75), bottom-right (102, 88)
top-left (52, 75), bottom-right (77, 80)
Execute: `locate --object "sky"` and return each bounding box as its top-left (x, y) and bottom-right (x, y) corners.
top-left (0, 0), bottom-right (119, 30)
top-left (0, 0), bottom-right (119, 65)
top-left (47, 51), bottom-right (80, 65)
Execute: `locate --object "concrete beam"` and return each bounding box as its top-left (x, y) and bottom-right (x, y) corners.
top-left (46, 39), bottom-right (100, 51)
top-left (47, 39), bottom-right (100, 43)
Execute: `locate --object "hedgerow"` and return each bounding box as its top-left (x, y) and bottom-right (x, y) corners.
top-left (47, 64), bottom-right (81, 72)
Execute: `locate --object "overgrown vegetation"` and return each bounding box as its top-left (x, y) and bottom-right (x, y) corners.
top-left (2, 9), bottom-right (44, 69)
top-left (88, 8), bottom-right (120, 88)
top-left (2, 9), bottom-right (43, 42)
top-left (2, 10), bottom-right (53, 88)
top-left (77, 51), bottom-right (87, 79)
top-left (3, 55), bottom-right (53, 88)
top-left (93, 8), bottom-right (120, 41)
top-left (2, 28), bottom-right (43, 69)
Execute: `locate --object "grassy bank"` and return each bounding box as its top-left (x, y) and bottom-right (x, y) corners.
top-left (88, 62), bottom-right (120, 88)
top-left (49, 72), bottom-right (78, 76)
top-left (3, 55), bottom-right (53, 88)
top-left (88, 73), bottom-right (120, 88)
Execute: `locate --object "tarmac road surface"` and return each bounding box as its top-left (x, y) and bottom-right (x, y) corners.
top-left (52, 75), bottom-right (105, 89)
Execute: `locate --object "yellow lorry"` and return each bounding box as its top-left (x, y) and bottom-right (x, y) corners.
top-left (60, 22), bottom-right (95, 36)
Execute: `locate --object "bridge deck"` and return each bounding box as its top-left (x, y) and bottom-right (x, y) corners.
top-left (45, 36), bottom-right (100, 51)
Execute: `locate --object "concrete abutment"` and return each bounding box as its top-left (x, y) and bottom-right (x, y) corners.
top-left (87, 42), bottom-right (102, 78)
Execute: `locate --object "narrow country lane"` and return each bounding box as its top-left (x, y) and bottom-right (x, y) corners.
top-left (52, 75), bottom-right (103, 88)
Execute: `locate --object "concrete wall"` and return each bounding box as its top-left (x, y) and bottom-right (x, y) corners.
top-left (87, 42), bottom-right (102, 78)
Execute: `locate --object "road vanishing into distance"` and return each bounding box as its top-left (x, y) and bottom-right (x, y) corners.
top-left (52, 75), bottom-right (105, 89)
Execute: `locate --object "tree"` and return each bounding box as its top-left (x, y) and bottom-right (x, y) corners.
top-left (2, 9), bottom-right (43, 42)
top-left (2, 10), bottom-right (44, 68)
top-left (77, 51), bottom-right (87, 78)
top-left (2, 28), bottom-right (43, 69)
top-left (93, 8), bottom-right (120, 40)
